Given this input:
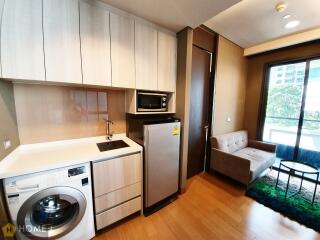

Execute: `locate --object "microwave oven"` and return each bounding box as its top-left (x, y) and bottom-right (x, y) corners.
top-left (137, 91), bottom-right (168, 112)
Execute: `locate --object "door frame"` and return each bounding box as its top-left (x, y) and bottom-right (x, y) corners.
top-left (190, 35), bottom-right (218, 173)
top-left (258, 55), bottom-right (320, 160)
top-left (206, 40), bottom-right (218, 172)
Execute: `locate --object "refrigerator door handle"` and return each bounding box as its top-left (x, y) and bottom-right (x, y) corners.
top-left (144, 126), bottom-right (149, 206)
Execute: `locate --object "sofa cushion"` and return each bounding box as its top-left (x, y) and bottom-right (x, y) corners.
top-left (233, 147), bottom-right (275, 181)
top-left (211, 130), bottom-right (248, 153)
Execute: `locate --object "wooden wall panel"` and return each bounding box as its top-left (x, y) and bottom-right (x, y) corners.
top-left (213, 36), bottom-right (247, 136)
top-left (14, 84), bottom-right (126, 144)
top-left (192, 26), bottom-right (216, 52)
top-left (176, 28), bottom-right (193, 190)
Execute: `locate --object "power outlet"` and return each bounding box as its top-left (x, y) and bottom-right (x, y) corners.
top-left (3, 139), bottom-right (11, 150)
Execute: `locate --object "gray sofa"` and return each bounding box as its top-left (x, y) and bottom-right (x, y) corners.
top-left (210, 130), bottom-right (276, 185)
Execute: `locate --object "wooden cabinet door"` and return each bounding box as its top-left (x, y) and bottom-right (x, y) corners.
top-left (93, 153), bottom-right (141, 197)
top-left (80, 1), bottom-right (111, 86)
top-left (43, 0), bottom-right (82, 84)
top-left (158, 31), bottom-right (177, 92)
top-left (135, 22), bottom-right (157, 91)
top-left (1, 0), bottom-right (45, 80)
top-left (110, 13), bottom-right (135, 88)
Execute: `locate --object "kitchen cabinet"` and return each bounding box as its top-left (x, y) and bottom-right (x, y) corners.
top-left (1, 0), bottom-right (45, 80)
top-left (92, 153), bottom-right (142, 229)
top-left (93, 153), bottom-right (141, 196)
top-left (95, 182), bottom-right (141, 213)
top-left (0, 0), bottom-right (177, 94)
top-left (135, 22), bottom-right (158, 91)
top-left (80, 1), bottom-right (111, 86)
top-left (43, 0), bottom-right (82, 84)
top-left (110, 13), bottom-right (135, 88)
top-left (96, 197), bottom-right (141, 230)
top-left (158, 31), bottom-right (177, 92)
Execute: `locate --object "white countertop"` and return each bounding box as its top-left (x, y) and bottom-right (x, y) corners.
top-left (0, 134), bottom-right (142, 179)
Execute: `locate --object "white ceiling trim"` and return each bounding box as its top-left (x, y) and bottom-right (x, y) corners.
top-left (244, 28), bottom-right (320, 56)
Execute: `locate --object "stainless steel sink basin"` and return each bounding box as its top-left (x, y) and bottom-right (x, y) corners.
top-left (97, 140), bottom-right (130, 152)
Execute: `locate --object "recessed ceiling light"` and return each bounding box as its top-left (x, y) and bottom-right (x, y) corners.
top-left (285, 20), bottom-right (300, 29)
top-left (275, 3), bottom-right (287, 12)
top-left (283, 14), bottom-right (291, 19)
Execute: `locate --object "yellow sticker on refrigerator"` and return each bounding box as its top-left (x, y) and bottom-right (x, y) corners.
top-left (172, 126), bottom-right (180, 136)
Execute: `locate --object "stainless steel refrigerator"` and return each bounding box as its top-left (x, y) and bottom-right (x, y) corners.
top-left (127, 116), bottom-right (180, 214)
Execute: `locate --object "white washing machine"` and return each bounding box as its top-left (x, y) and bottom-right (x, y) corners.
top-left (3, 163), bottom-right (95, 240)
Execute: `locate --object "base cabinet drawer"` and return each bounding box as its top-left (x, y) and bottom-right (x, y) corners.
top-left (96, 196), bottom-right (141, 230)
top-left (95, 182), bottom-right (141, 213)
top-left (93, 153), bottom-right (141, 197)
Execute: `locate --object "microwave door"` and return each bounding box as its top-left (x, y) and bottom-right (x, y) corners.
top-left (137, 94), bottom-right (167, 112)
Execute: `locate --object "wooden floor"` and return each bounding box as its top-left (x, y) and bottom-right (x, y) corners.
top-left (95, 172), bottom-right (320, 240)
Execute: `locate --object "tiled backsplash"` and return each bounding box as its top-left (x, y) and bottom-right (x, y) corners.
top-left (14, 84), bottom-right (126, 144)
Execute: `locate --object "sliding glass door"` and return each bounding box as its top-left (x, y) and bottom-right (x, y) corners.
top-left (262, 62), bottom-right (306, 160)
top-left (261, 58), bottom-right (320, 167)
top-left (298, 59), bottom-right (320, 167)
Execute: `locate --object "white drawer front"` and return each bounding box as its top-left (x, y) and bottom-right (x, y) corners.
top-left (96, 196), bottom-right (141, 230)
top-left (93, 153), bottom-right (141, 197)
top-left (95, 182), bottom-right (141, 213)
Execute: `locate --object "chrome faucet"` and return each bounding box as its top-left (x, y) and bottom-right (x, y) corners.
top-left (103, 118), bottom-right (114, 140)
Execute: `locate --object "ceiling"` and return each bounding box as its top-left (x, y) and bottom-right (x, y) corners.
top-left (204, 0), bottom-right (320, 48)
top-left (99, 0), bottom-right (240, 32)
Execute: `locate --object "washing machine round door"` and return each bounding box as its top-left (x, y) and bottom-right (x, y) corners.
top-left (17, 186), bottom-right (87, 239)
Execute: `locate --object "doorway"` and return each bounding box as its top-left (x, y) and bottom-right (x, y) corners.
top-left (187, 45), bottom-right (213, 178)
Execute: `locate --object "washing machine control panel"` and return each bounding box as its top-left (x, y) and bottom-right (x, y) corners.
top-left (68, 166), bottom-right (86, 177)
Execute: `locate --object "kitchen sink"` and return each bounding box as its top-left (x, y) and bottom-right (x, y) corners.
top-left (97, 140), bottom-right (130, 152)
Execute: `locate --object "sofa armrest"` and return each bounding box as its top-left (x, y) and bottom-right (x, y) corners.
top-left (211, 148), bottom-right (251, 185)
top-left (248, 140), bottom-right (276, 153)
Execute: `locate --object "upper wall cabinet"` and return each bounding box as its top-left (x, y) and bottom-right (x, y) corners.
top-left (0, 0), bottom-right (177, 93)
top-left (135, 22), bottom-right (157, 91)
top-left (43, 0), bottom-right (82, 84)
top-left (1, 0), bottom-right (45, 80)
top-left (80, 1), bottom-right (111, 86)
top-left (158, 32), bottom-right (177, 92)
top-left (110, 13), bottom-right (135, 89)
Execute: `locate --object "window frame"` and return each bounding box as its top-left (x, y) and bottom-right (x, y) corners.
top-left (258, 55), bottom-right (320, 160)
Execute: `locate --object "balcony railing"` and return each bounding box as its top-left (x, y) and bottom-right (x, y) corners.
top-left (263, 116), bottom-right (320, 168)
